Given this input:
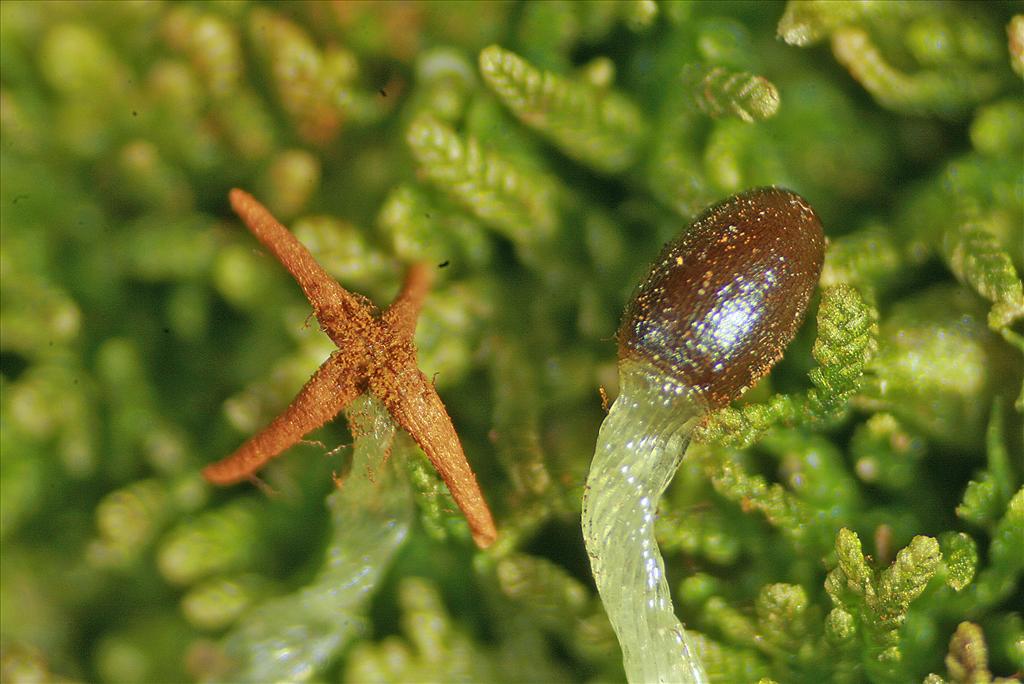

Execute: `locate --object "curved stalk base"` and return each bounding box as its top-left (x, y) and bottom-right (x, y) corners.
top-left (582, 361), bottom-right (708, 684)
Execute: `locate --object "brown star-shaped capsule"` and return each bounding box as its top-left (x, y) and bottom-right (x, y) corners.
top-left (203, 189), bottom-right (497, 548)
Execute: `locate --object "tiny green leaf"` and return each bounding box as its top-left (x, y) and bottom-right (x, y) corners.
top-left (756, 583), bottom-right (812, 653)
top-left (875, 535), bottom-right (941, 621)
top-left (945, 622), bottom-right (993, 684)
top-left (940, 533), bottom-right (979, 592)
top-left (831, 26), bottom-right (1005, 118)
top-left (942, 216), bottom-right (1024, 332)
top-left (825, 608), bottom-right (857, 646)
top-left (479, 44), bottom-right (648, 173)
top-left (680, 63), bottom-right (780, 122)
top-left (406, 113), bottom-right (561, 246)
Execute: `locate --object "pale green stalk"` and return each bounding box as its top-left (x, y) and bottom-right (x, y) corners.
top-left (214, 397), bottom-right (412, 683)
top-left (582, 360), bottom-right (708, 684)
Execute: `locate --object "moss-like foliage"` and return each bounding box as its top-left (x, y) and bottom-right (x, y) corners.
top-left (0, 2), bottom-right (1021, 682)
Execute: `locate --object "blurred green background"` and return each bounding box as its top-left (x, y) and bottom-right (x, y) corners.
top-left (1, 1), bottom-right (1022, 682)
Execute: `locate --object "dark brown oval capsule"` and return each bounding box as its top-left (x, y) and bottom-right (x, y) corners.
top-left (619, 187), bottom-right (825, 408)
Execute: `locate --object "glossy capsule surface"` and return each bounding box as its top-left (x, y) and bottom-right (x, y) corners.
top-left (619, 187), bottom-right (825, 408)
